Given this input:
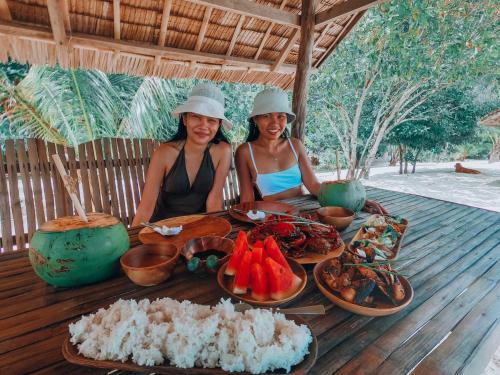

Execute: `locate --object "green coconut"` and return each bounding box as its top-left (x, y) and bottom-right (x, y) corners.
top-left (29, 213), bottom-right (129, 287)
top-left (318, 179), bottom-right (367, 212)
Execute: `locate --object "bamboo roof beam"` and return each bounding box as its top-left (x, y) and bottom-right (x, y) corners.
top-left (254, 0), bottom-right (288, 60)
top-left (314, 21), bottom-right (334, 48)
top-left (315, 0), bottom-right (384, 26)
top-left (158, 0), bottom-right (173, 47)
top-left (226, 15), bottom-right (245, 56)
top-left (272, 28), bottom-right (300, 72)
top-left (0, 21), bottom-right (303, 74)
top-left (0, 0), bottom-right (11, 22)
top-left (187, 0), bottom-right (300, 28)
top-left (47, 0), bottom-right (70, 67)
top-left (191, 6), bottom-right (213, 69)
top-left (113, 0), bottom-right (120, 40)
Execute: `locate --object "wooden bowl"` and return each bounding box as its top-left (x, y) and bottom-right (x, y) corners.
top-left (316, 206), bottom-right (355, 231)
top-left (181, 236), bottom-right (234, 273)
top-left (313, 258), bottom-right (414, 316)
top-left (120, 244), bottom-right (180, 286)
top-left (217, 258), bottom-right (307, 307)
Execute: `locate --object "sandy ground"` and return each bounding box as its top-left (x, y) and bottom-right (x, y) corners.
top-left (316, 160), bottom-right (500, 212)
top-left (317, 159), bottom-right (500, 374)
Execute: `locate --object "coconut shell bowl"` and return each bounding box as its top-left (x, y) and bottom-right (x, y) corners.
top-left (181, 236), bottom-right (234, 273)
top-left (317, 206), bottom-right (355, 232)
top-left (120, 243), bottom-right (180, 286)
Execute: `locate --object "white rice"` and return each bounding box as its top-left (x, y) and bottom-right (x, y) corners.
top-left (69, 298), bottom-right (312, 374)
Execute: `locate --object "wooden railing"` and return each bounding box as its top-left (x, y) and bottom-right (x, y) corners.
top-left (0, 138), bottom-right (240, 252)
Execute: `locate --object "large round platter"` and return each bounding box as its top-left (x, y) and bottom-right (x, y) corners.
top-left (62, 315), bottom-right (318, 374)
top-left (139, 215), bottom-right (231, 249)
top-left (228, 201), bottom-right (299, 224)
top-left (313, 258), bottom-right (414, 317)
top-left (217, 258), bottom-right (307, 307)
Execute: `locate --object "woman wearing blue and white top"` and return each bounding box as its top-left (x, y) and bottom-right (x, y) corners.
top-left (235, 88), bottom-right (321, 202)
top-left (235, 88), bottom-right (388, 214)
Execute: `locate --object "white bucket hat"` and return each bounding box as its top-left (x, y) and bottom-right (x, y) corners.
top-left (249, 88), bottom-right (296, 123)
top-left (172, 82), bottom-right (232, 131)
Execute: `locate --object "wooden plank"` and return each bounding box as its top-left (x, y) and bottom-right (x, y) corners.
top-left (46, 142), bottom-right (65, 218)
top-left (46, 0), bottom-right (67, 46)
top-left (125, 139), bottom-right (140, 212)
top-left (84, 141), bottom-right (103, 212)
top-left (102, 138), bottom-right (120, 219)
top-left (412, 284), bottom-right (500, 375)
top-left (37, 140), bottom-right (55, 220)
top-left (111, 138), bottom-right (127, 223)
top-left (158, 0), bottom-right (173, 47)
top-left (66, 146), bottom-right (81, 208)
top-left (15, 140), bottom-right (36, 240)
top-left (0, 22), bottom-right (301, 74)
top-left (4, 140), bottom-right (25, 250)
top-left (291, 0), bottom-right (315, 141)
top-left (195, 6), bottom-right (213, 52)
top-left (0, 0), bottom-right (12, 22)
top-left (315, 0), bottom-right (385, 26)
top-left (27, 139), bottom-right (45, 226)
top-left (272, 28), bottom-right (300, 72)
top-left (133, 139), bottom-right (145, 193)
top-left (76, 143), bottom-right (92, 213)
top-left (187, 0), bottom-right (300, 28)
top-left (0, 146), bottom-right (13, 252)
top-left (113, 0), bottom-right (120, 40)
top-left (254, 0), bottom-right (288, 60)
top-left (140, 139), bottom-right (151, 191)
top-left (55, 143), bottom-right (72, 216)
top-left (93, 139), bottom-right (111, 214)
top-left (226, 15), bottom-right (245, 56)
top-left (116, 138), bottom-right (134, 225)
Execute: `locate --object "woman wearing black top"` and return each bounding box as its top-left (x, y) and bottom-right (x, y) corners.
top-left (132, 83), bottom-right (232, 225)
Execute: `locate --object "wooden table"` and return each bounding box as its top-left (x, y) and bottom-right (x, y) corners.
top-left (1, 187), bottom-right (499, 375)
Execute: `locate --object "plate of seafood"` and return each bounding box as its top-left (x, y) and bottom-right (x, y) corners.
top-left (313, 250), bottom-right (413, 316)
top-left (247, 215), bottom-right (345, 264)
top-left (348, 214), bottom-right (408, 260)
top-left (228, 201), bottom-right (300, 224)
top-left (217, 231), bottom-right (307, 307)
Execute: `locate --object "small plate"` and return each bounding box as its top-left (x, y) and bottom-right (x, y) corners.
top-left (139, 215), bottom-right (231, 249)
top-left (313, 258), bottom-right (414, 316)
top-left (228, 201), bottom-right (299, 224)
top-left (217, 258), bottom-right (307, 307)
top-left (62, 315), bottom-right (318, 374)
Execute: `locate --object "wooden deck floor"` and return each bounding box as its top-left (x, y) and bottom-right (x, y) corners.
top-left (0, 187), bottom-right (499, 374)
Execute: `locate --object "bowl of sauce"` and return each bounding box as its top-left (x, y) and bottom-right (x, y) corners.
top-left (181, 236), bottom-right (234, 273)
top-left (120, 243), bottom-right (180, 286)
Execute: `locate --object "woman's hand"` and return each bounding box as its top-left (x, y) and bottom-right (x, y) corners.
top-left (362, 199), bottom-right (388, 215)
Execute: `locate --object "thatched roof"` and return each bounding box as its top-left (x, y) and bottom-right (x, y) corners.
top-left (0, 0), bottom-right (379, 89)
top-left (479, 109), bottom-right (500, 128)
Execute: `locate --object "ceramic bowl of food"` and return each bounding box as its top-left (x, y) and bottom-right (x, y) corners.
top-left (316, 206), bottom-right (355, 231)
top-left (181, 236), bottom-right (234, 273)
top-left (120, 243), bottom-right (180, 286)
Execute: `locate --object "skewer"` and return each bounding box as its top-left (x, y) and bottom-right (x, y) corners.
top-left (51, 154), bottom-right (88, 222)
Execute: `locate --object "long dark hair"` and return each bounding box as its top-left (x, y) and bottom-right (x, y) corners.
top-left (245, 118), bottom-right (290, 142)
top-left (170, 116), bottom-right (230, 144)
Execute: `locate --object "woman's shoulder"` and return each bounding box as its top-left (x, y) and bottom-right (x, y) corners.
top-left (235, 142), bottom-right (251, 158)
top-left (153, 141), bottom-right (182, 157)
top-left (211, 141), bottom-right (232, 155)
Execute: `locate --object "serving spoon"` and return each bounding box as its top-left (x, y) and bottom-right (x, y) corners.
top-left (234, 302), bottom-right (325, 315)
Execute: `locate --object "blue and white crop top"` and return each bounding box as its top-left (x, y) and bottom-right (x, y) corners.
top-left (247, 139), bottom-right (303, 197)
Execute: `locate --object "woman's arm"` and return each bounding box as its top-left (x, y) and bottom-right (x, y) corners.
top-left (234, 144), bottom-right (255, 202)
top-left (131, 145), bottom-right (170, 226)
top-left (292, 138), bottom-right (321, 196)
top-left (206, 142), bottom-right (232, 212)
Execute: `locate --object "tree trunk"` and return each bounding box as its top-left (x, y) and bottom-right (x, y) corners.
top-left (412, 148), bottom-right (421, 173)
top-left (389, 146), bottom-right (399, 166)
top-left (404, 158), bottom-right (408, 174)
top-left (291, 0), bottom-right (315, 141)
top-left (399, 144), bottom-right (404, 174)
top-left (489, 139), bottom-right (500, 163)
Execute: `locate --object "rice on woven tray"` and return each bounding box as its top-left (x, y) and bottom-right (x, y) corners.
top-left (69, 298), bottom-right (312, 374)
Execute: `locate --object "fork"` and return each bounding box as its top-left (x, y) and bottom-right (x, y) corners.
top-left (234, 302), bottom-right (325, 315)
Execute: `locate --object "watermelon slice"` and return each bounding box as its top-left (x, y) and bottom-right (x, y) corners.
top-left (264, 257), bottom-right (302, 300)
top-left (251, 243), bottom-right (264, 265)
top-left (233, 250), bottom-right (252, 294)
top-left (264, 236), bottom-right (292, 272)
top-left (250, 263), bottom-right (270, 301)
top-left (225, 231), bottom-right (249, 276)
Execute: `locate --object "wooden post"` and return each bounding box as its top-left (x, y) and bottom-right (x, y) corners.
top-left (291, 0), bottom-right (315, 141)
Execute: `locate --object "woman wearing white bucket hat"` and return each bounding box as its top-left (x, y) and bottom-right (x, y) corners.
top-left (132, 83), bottom-right (232, 225)
top-left (235, 88), bottom-right (321, 202)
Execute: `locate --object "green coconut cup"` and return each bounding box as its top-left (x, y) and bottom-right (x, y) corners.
top-left (318, 180), bottom-right (367, 213)
top-left (29, 213), bottom-right (130, 287)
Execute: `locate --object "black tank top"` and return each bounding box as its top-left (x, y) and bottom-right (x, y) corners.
top-left (150, 143), bottom-right (215, 221)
